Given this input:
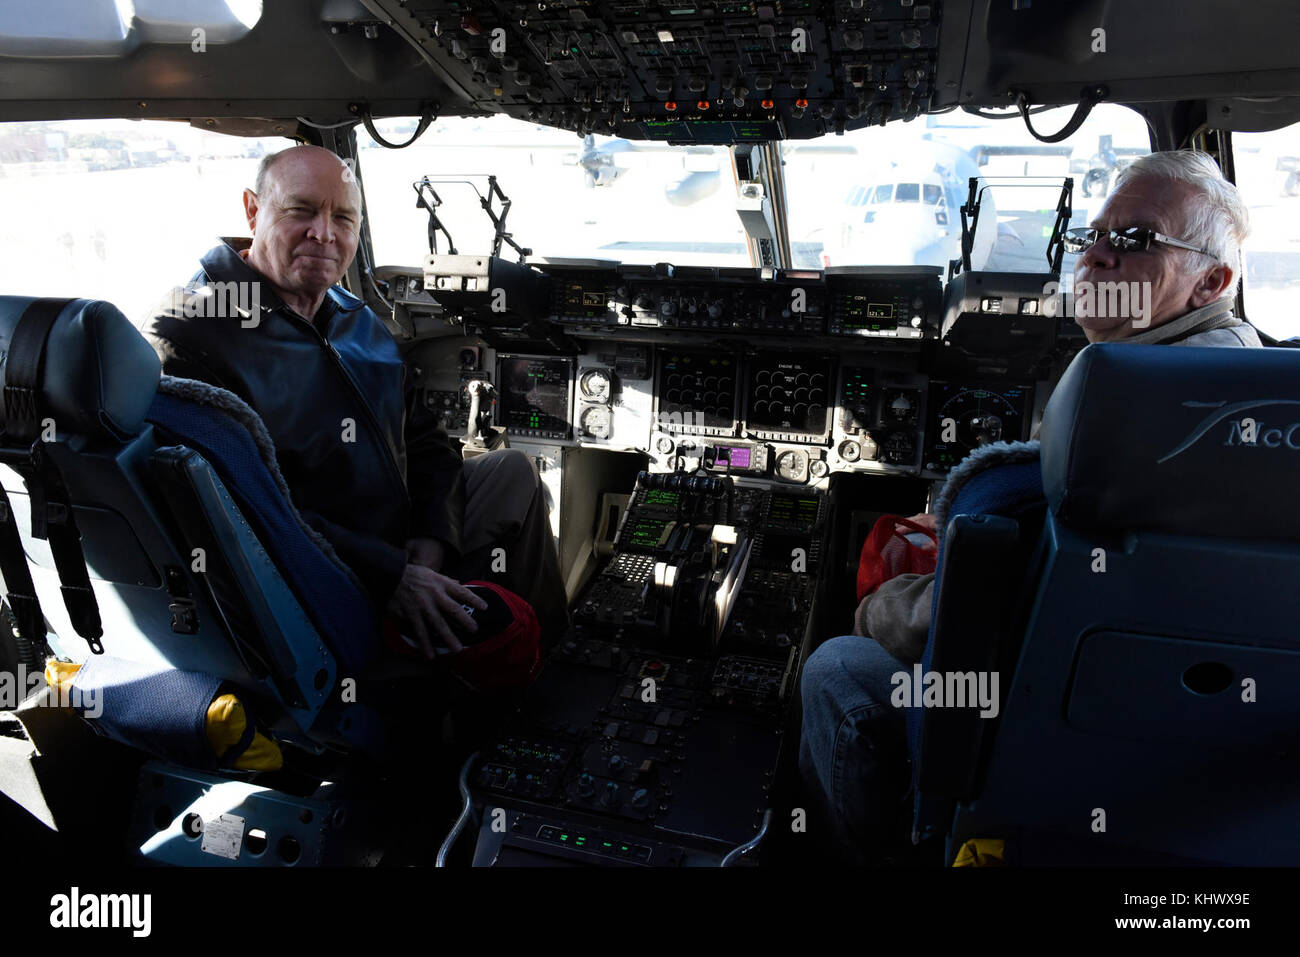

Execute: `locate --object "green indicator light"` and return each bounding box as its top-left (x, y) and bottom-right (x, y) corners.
top-left (560, 834), bottom-right (569, 841)
top-left (602, 841), bottom-right (612, 847)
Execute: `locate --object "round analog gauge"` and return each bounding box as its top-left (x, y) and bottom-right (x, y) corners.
top-left (580, 370), bottom-right (612, 402)
top-left (580, 405), bottom-right (613, 440)
top-left (775, 449), bottom-right (809, 482)
top-left (886, 391), bottom-right (916, 422)
top-left (809, 459), bottom-right (829, 479)
top-left (882, 432), bottom-right (915, 465)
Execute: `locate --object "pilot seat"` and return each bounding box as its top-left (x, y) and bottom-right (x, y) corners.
top-left (912, 342), bottom-right (1300, 865)
top-left (0, 296), bottom-right (461, 866)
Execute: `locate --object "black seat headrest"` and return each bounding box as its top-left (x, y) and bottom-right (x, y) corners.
top-left (0, 297), bottom-right (161, 444)
top-left (1041, 343), bottom-right (1300, 540)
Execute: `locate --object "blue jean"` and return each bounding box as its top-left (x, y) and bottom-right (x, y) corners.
top-left (799, 635), bottom-right (913, 864)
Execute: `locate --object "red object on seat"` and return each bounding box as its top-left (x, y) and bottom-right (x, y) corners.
top-left (855, 515), bottom-right (939, 602)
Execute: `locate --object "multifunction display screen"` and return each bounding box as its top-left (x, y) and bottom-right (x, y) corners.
top-left (499, 356), bottom-right (572, 438)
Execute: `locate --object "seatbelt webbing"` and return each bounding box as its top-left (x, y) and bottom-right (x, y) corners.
top-left (4, 298), bottom-right (73, 444)
top-left (0, 298), bottom-right (74, 663)
top-left (0, 483), bottom-right (49, 666)
top-left (27, 446), bottom-right (103, 653)
top-left (3, 298), bottom-right (104, 654)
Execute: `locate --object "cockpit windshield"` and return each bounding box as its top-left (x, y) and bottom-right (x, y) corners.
top-left (2, 104), bottom-right (1299, 338)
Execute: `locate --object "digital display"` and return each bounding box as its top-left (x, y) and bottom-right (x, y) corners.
top-left (746, 354), bottom-right (832, 437)
top-left (643, 490), bottom-right (680, 509)
top-left (838, 293), bottom-right (902, 327)
top-left (499, 356), bottom-right (572, 437)
top-left (926, 380), bottom-right (1032, 471)
top-left (716, 446), bottom-right (751, 469)
top-left (830, 287), bottom-right (916, 336)
top-left (826, 274), bottom-right (937, 339)
top-left (624, 516), bottom-right (670, 550)
top-left (768, 493), bottom-right (820, 528)
top-left (561, 281), bottom-right (612, 320)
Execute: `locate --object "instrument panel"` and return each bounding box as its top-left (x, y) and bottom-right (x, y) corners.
top-left (745, 355), bottom-right (832, 441)
top-left (542, 262), bottom-right (941, 340)
top-left (399, 261), bottom-right (1072, 484)
top-left (379, 0), bottom-right (943, 142)
top-left (478, 345), bottom-right (934, 484)
top-left (388, 260), bottom-right (1080, 870)
top-left (656, 351), bottom-right (740, 436)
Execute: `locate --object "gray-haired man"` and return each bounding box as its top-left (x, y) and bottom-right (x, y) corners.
top-left (801, 150), bottom-right (1262, 864)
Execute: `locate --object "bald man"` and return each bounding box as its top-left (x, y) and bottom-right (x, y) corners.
top-left (144, 146), bottom-right (567, 666)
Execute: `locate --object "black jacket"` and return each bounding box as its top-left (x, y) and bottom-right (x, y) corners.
top-left (143, 239), bottom-right (465, 611)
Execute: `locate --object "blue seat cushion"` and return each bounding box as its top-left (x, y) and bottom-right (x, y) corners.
top-left (145, 386), bottom-right (379, 674)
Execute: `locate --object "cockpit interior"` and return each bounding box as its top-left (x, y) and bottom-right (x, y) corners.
top-left (2, 0), bottom-right (1300, 894)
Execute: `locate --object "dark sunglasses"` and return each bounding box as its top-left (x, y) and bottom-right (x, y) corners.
top-left (1062, 225), bottom-right (1218, 259)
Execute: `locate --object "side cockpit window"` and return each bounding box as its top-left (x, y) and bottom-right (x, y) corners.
top-left (0, 119), bottom-right (295, 326)
top-left (1232, 123), bottom-right (1300, 342)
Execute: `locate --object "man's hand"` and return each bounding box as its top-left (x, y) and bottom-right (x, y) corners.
top-left (387, 563), bottom-right (488, 658)
top-left (897, 512), bottom-right (939, 550)
top-left (406, 537), bottom-right (446, 572)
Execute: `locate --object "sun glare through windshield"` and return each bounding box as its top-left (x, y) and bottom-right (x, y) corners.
top-left (1, 108), bottom-right (1298, 339)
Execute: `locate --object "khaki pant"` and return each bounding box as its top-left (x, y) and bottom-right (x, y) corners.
top-left (451, 448), bottom-right (568, 645)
